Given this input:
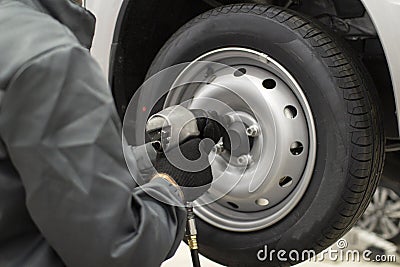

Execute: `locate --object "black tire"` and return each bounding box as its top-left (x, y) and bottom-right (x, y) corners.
top-left (147, 4), bottom-right (385, 266)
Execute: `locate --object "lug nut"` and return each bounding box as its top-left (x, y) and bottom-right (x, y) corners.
top-left (237, 154), bottom-right (252, 166)
top-left (213, 142), bottom-right (225, 154)
top-left (246, 125), bottom-right (261, 137)
top-left (256, 198), bottom-right (270, 207)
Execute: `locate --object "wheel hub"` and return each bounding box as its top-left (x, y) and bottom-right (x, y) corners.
top-left (222, 119), bottom-right (254, 158)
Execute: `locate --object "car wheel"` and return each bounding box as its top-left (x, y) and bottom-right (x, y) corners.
top-left (144, 4), bottom-right (384, 266)
top-left (358, 181), bottom-right (400, 243)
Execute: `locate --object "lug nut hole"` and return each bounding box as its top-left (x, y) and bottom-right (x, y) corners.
top-left (279, 176), bottom-right (293, 188)
top-left (290, 141), bottom-right (304, 155)
top-left (262, 78), bottom-right (276, 89)
top-left (234, 68), bottom-right (247, 77)
top-left (227, 202), bottom-right (239, 209)
top-left (284, 105), bottom-right (298, 119)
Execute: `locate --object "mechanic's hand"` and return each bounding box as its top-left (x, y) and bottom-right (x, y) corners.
top-left (154, 138), bottom-right (214, 202)
top-left (192, 110), bottom-right (227, 145)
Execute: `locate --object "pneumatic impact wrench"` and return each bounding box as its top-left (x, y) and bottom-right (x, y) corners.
top-left (146, 105), bottom-right (227, 267)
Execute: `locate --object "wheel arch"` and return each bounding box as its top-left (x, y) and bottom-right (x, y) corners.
top-left (108, 0), bottom-right (210, 117)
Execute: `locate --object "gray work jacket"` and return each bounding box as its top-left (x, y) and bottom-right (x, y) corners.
top-left (0, 0), bottom-right (186, 266)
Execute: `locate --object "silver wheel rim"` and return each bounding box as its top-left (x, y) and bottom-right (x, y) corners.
top-left (359, 186), bottom-right (400, 240)
top-left (165, 47), bottom-right (317, 232)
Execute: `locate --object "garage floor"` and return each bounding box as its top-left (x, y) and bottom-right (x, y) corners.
top-left (163, 228), bottom-right (400, 267)
top-left (163, 243), bottom-right (398, 267)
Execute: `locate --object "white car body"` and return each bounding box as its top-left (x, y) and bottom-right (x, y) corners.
top-left (86, 0), bottom-right (400, 134)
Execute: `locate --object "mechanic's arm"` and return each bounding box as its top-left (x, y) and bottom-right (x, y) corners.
top-left (0, 45), bottom-right (186, 267)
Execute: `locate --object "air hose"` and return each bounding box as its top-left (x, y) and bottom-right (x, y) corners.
top-left (186, 204), bottom-right (201, 267)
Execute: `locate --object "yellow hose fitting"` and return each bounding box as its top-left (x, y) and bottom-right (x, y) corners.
top-left (188, 235), bottom-right (198, 250)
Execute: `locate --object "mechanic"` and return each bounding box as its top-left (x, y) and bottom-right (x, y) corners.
top-left (0, 0), bottom-right (217, 266)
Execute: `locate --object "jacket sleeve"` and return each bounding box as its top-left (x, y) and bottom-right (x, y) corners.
top-left (0, 45), bottom-right (186, 267)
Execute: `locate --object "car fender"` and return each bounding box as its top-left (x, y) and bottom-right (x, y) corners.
top-left (361, 0), bottom-right (400, 135)
top-left (86, 0), bottom-right (124, 76)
